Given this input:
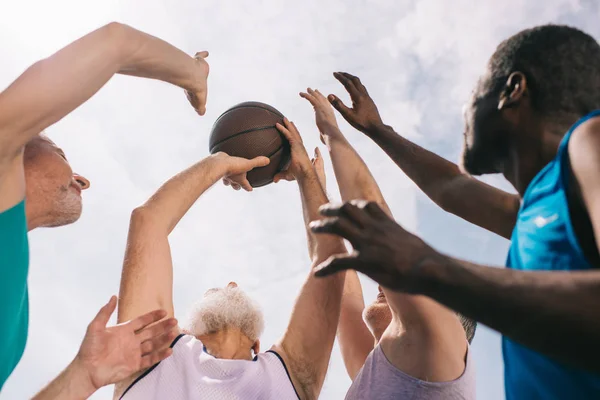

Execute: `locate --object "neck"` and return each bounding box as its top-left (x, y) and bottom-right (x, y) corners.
top-left (25, 200), bottom-right (50, 231)
top-left (197, 328), bottom-right (254, 360)
top-left (503, 119), bottom-right (567, 196)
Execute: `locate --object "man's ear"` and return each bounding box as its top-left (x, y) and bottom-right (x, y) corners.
top-left (252, 339), bottom-right (261, 355)
top-left (498, 71), bottom-right (528, 110)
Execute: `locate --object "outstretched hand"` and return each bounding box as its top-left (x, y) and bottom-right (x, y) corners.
top-left (300, 88), bottom-right (341, 145)
top-left (329, 72), bottom-right (385, 135)
top-left (185, 51), bottom-right (210, 116)
top-left (75, 296), bottom-right (178, 391)
top-left (309, 200), bottom-right (435, 293)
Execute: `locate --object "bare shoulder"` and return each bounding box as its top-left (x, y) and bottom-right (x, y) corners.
top-left (571, 116), bottom-right (600, 150)
top-left (269, 343), bottom-right (314, 400)
top-left (569, 117), bottom-right (600, 180)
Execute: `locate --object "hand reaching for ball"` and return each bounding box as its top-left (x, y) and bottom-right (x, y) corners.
top-left (214, 153), bottom-right (270, 191)
top-left (273, 118), bottom-right (313, 182)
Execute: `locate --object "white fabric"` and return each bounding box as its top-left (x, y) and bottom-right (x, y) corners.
top-left (121, 335), bottom-right (299, 400)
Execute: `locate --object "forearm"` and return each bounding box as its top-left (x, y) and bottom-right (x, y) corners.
top-left (337, 270), bottom-right (374, 380)
top-left (33, 359), bottom-right (95, 400)
top-left (297, 166), bottom-right (346, 262)
top-left (369, 124), bottom-right (519, 238)
top-left (326, 128), bottom-right (391, 215)
top-left (419, 252), bottom-right (600, 372)
top-left (138, 154), bottom-right (226, 234)
top-left (370, 125), bottom-right (463, 203)
top-left (0, 22), bottom-right (199, 154)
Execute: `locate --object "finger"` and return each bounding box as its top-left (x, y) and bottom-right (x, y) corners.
top-left (328, 94), bottom-right (353, 120)
top-left (141, 328), bottom-right (179, 356)
top-left (240, 178), bottom-right (253, 192)
top-left (300, 92), bottom-right (318, 107)
top-left (273, 172), bottom-right (294, 183)
top-left (333, 71), bottom-right (359, 98)
top-left (90, 296), bottom-right (117, 329)
top-left (319, 201), bottom-right (373, 228)
top-left (140, 347), bottom-right (173, 370)
top-left (137, 317), bottom-right (178, 343)
top-left (276, 119), bottom-right (300, 143)
top-left (341, 72), bottom-right (367, 93)
top-left (314, 253), bottom-right (362, 277)
top-left (232, 183), bottom-right (241, 191)
top-left (314, 89), bottom-right (328, 102)
top-left (360, 200), bottom-right (389, 220)
top-left (314, 147), bottom-right (322, 160)
top-left (248, 156), bottom-right (270, 169)
top-left (309, 216), bottom-right (363, 245)
top-left (223, 178), bottom-right (231, 186)
top-left (195, 51), bottom-right (209, 59)
top-left (196, 88), bottom-right (207, 116)
top-left (130, 309), bottom-right (168, 332)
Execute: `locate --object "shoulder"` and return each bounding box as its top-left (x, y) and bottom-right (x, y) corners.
top-left (569, 117), bottom-right (600, 189)
top-left (570, 116), bottom-right (600, 154)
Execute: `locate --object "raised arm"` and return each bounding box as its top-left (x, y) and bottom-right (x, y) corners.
top-left (0, 22), bottom-right (208, 213)
top-left (118, 153), bottom-right (269, 324)
top-left (310, 119), bottom-right (600, 373)
top-left (302, 88), bottom-right (467, 382)
top-left (270, 119), bottom-right (347, 400)
top-left (329, 72), bottom-right (520, 239)
top-left (114, 153), bottom-right (268, 398)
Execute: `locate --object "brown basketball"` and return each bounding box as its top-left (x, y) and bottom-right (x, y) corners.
top-left (209, 101), bottom-right (291, 188)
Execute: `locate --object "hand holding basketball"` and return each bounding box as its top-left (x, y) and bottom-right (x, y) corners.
top-left (214, 153), bottom-right (270, 191)
top-left (273, 118), bottom-right (312, 183)
top-left (185, 51), bottom-right (210, 116)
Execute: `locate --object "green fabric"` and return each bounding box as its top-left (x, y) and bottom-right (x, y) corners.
top-left (0, 200), bottom-right (29, 391)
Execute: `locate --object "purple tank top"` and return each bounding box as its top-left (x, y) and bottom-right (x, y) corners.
top-left (345, 344), bottom-right (476, 400)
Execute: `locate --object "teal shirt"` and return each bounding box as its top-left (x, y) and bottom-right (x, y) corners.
top-left (0, 200), bottom-right (29, 391)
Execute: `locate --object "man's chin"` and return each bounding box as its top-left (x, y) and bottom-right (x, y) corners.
top-left (47, 205), bottom-right (82, 228)
top-left (460, 147), bottom-right (498, 176)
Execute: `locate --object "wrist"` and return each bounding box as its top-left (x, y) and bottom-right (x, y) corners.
top-left (295, 161), bottom-right (317, 182)
top-left (365, 123), bottom-right (393, 139)
top-left (208, 152), bottom-right (232, 174)
top-left (65, 357), bottom-right (98, 399)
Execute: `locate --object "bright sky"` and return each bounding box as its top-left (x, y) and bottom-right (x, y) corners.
top-left (1, 0), bottom-right (599, 399)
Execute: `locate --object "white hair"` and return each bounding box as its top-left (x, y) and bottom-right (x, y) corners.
top-left (184, 287), bottom-right (265, 342)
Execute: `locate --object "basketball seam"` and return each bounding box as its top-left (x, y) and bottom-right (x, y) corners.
top-left (211, 104), bottom-right (284, 130)
top-left (210, 125), bottom-right (280, 151)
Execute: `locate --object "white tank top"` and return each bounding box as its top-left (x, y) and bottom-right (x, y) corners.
top-left (120, 335), bottom-right (300, 400)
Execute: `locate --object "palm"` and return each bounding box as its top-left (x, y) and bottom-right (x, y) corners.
top-left (73, 297), bottom-right (178, 392)
top-left (79, 324), bottom-right (143, 388)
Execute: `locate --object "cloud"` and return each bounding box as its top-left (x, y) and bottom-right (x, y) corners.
top-left (1, 1), bottom-right (599, 399)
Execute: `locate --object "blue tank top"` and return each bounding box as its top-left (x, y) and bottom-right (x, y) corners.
top-left (504, 110), bottom-right (600, 399)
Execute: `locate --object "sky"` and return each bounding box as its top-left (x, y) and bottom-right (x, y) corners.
top-left (1, 0), bottom-right (600, 399)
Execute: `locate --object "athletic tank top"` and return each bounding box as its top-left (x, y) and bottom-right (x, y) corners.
top-left (345, 344), bottom-right (475, 400)
top-left (504, 110), bottom-right (600, 399)
top-left (120, 335), bottom-right (300, 400)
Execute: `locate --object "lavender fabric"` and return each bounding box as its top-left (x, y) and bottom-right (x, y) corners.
top-left (345, 344), bottom-right (476, 400)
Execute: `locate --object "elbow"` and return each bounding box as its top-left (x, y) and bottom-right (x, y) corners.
top-left (99, 22), bottom-right (138, 63)
top-left (130, 206), bottom-right (162, 231)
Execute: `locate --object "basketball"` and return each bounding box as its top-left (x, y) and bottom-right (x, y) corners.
top-left (209, 101), bottom-right (291, 187)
